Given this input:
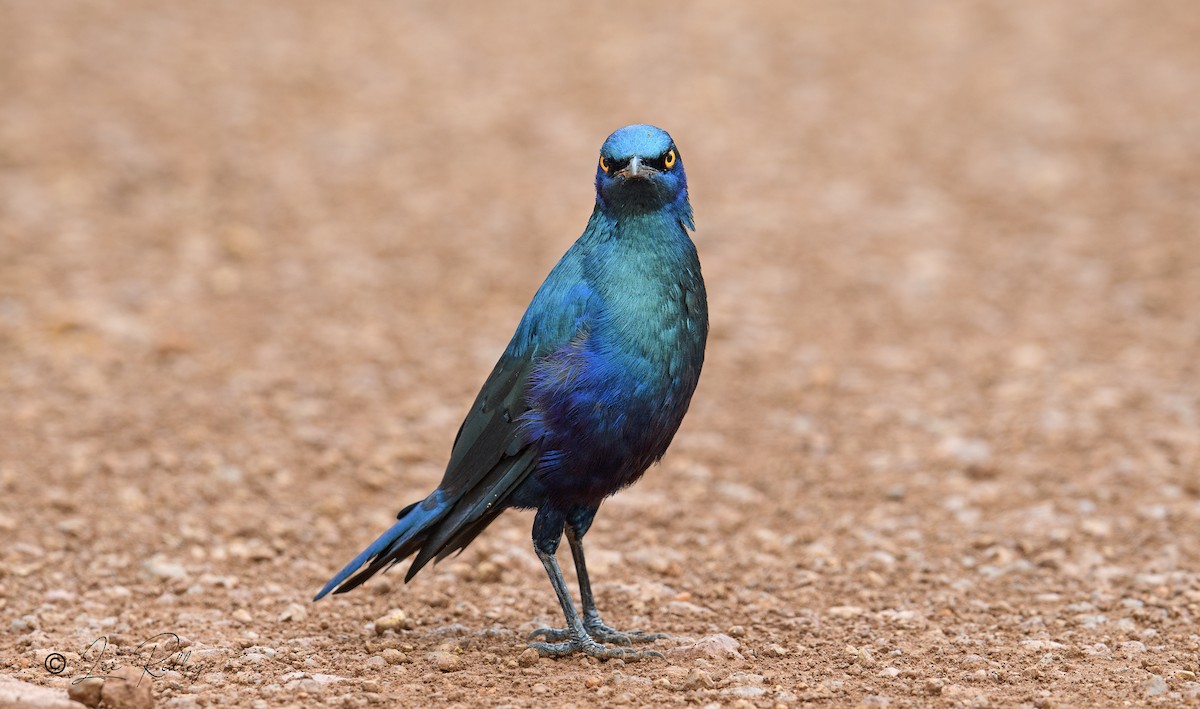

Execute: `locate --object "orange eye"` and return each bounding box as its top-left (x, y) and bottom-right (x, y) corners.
top-left (599, 156), bottom-right (610, 173)
top-left (664, 149), bottom-right (676, 169)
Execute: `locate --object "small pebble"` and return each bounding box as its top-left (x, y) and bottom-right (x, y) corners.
top-left (45, 588), bottom-right (77, 603)
top-left (381, 648), bottom-right (407, 665)
top-left (278, 603), bottom-right (307, 622)
top-left (474, 561), bottom-right (502, 582)
top-left (285, 677), bottom-right (322, 694)
top-left (845, 645), bottom-right (875, 666)
top-left (67, 677), bottom-right (104, 708)
top-left (0, 676), bottom-right (85, 709)
top-left (681, 668), bottom-right (715, 690)
top-left (100, 666), bottom-right (155, 709)
top-left (143, 556), bottom-right (187, 580)
top-left (828, 605), bottom-right (866, 618)
top-left (10, 616), bottom-right (37, 633)
top-left (668, 633), bottom-right (742, 660)
top-left (375, 609), bottom-right (408, 635)
top-left (434, 651), bottom-right (461, 672)
top-left (1144, 674), bottom-right (1168, 697)
top-left (518, 647), bottom-right (540, 667)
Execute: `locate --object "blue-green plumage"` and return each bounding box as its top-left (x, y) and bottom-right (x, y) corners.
top-left (316, 125), bottom-right (707, 660)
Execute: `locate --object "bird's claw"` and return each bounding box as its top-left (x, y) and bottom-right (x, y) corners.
top-left (528, 632), bottom-right (664, 661)
top-left (584, 622), bottom-right (668, 646)
top-left (527, 626), bottom-right (571, 642)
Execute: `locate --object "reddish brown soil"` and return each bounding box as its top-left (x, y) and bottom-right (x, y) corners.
top-left (3, 2), bottom-right (1199, 707)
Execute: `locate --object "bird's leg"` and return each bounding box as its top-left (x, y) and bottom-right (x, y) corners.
top-left (528, 506), bottom-right (666, 650)
top-left (526, 508), bottom-right (662, 660)
top-left (566, 510), bottom-right (668, 646)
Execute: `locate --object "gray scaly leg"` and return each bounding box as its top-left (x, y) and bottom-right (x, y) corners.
top-left (527, 507), bottom-right (665, 658)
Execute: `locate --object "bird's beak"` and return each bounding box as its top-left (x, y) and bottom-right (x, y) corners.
top-left (615, 156), bottom-right (652, 180)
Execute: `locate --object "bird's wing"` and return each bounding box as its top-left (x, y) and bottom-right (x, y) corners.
top-left (400, 270), bottom-right (597, 578)
top-left (401, 354), bottom-right (538, 576)
top-left (318, 248), bottom-right (597, 596)
top-left (316, 351), bottom-right (541, 597)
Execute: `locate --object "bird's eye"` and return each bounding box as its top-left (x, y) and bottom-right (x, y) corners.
top-left (599, 156), bottom-right (610, 173)
top-left (664, 149), bottom-right (677, 169)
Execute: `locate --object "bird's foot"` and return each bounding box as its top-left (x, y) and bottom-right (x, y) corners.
top-left (530, 623), bottom-right (672, 662)
top-left (527, 628), bottom-right (664, 661)
top-left (530, 615), bottom-right (667, 647)
top-left (583, 621), bottom-right (668, 646)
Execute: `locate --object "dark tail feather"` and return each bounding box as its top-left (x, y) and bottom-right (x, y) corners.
top-left (434, 503), bottom-right (506, 565)
top-left (404, 447), bottom-right (538, 581)
top-left (312, 490), bottom-right (451, 601)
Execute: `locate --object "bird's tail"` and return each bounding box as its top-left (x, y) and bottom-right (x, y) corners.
top-left (313, 490), bottom-right (451, 601)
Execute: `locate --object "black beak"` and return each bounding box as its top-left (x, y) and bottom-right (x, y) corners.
top-left (615, 156), bottom-right (653, 180)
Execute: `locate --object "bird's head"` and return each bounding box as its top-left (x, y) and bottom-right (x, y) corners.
top-left (595, 124), bottom-right (690, 221)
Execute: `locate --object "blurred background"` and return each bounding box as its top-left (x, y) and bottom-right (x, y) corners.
top-left (2, 1), bottom-right (1198, 705)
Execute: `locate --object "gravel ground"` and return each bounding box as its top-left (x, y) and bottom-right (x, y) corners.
top-left (2, 2), bottom-right (1199, 707)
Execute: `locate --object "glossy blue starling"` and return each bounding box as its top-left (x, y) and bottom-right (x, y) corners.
top-left (315, 124), bottom-right (708, 660)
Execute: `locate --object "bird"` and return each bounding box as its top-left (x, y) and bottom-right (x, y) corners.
top-left (314, 124), bottom-right (708, 660)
